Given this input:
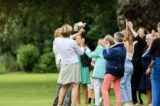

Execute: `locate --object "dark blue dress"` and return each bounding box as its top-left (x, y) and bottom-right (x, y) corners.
top-left (139, 50), bottom-right (151, 91)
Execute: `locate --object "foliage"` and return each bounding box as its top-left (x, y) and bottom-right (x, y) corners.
top-left (34, 52), bottom-right (57, 73)
top-left (0, 73), bottom-right (56, 106)
top-left (0, 0), bottom-right (118, 72)
top-left (17, 44), bottom-right (39, 72)
top-left (0, 53), bottom-right (18, 72)
top-left (0, 64), bottom-right (6, 74)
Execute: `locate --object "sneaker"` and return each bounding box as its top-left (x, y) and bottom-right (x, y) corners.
top-left (124, 103), bottom-right (132, 106)
top-left (148, 104), bottom-right (152, 106)
top-left (99, 98), bottom-right (102, 104)
top-left (134, 103), bottom-right (139, 106)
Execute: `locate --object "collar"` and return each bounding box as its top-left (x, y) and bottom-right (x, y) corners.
top-left (110, 42), bottom-right (124, 48)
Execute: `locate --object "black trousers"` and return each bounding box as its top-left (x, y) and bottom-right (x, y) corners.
top-left (53, 84), bottom-right (72, 106)
top-left (131, 62), bottom-right (143, 104)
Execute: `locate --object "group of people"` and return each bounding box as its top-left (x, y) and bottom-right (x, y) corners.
top-left (52, 21), bottom-right (160, 106)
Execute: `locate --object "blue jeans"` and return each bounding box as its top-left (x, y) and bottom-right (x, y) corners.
top-left (120, 60), bottom-right (133, 102)
top-left (152, 57), bottom-right (160, 106)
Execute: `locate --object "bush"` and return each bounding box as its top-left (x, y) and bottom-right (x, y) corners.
top-left (34, 52), bottom-right (57, 73)
top-left (0, 53), bottom-right (18, 73)
top-left (0, 63), bottom-right (6, 74)
top-left (17, 44), bottom-right (39, 72)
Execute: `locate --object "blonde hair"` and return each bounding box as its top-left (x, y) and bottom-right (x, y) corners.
top-left (122, 29), bottom-right (133, 45)
top-left (104, 35), bottom-right (114, 45)
top-left (54, 28), bottom-right (61, 37)
top-left (61, 24), bottom-right (73, 37)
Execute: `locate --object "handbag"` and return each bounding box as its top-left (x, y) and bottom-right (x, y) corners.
top-left (80, 54), bottom-right (90, 67)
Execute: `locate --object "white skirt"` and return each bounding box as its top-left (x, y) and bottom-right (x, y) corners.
top-left (58, 62), bottom-right (81, 85)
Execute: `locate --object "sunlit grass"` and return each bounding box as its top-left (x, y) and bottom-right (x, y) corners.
top-left (0, 73), bottom-right (146, 106)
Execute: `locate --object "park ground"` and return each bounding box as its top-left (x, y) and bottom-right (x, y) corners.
top-left (0, 73), bottom-right (146, 106)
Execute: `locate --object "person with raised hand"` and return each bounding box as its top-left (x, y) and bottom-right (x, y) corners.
top-left (55, 24), bottom-right (85, 106)
top-left (128, 21), bottom-right (147, 105)
top-left (120, 20), bottom-right (134, 106)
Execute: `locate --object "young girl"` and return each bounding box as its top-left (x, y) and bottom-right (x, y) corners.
top-left (88, 70), bottom-right (95, 104)
top-left (86, 35), bottom-right (114, 106)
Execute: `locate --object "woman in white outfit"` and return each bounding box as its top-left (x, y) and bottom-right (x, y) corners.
top-left (55, 24), bottom-right (85, 106)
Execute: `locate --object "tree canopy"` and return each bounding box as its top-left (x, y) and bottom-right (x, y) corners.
top-left (0, 0), bottom-right (118, 72)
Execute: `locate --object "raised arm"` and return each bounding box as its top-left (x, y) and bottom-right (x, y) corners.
top-left (74, 42), bottom-right (84, 55)
top-left (70, 28), bottom-right (85, 39)
top-left (128, 21), bottom-right (138, 38)
top-left (85, 46), bottom-right (101, 58)
top-left (73, 38), bottom-right (85, 55)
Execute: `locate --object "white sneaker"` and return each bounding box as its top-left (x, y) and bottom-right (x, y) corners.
top-left (99, 97), bottom-right (102, 105)
top-left (124, 102), bottom-right (133, 106)
top-left (148, 104), bottom-right (152, 106)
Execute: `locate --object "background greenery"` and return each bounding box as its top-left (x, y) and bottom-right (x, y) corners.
top-left (0, 0), bottom-right (118, 73)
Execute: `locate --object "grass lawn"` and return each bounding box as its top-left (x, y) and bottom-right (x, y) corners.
top-left (0, 73), bottom-right (146, 106)
top-left (0, 73), bottom-right (55, 106)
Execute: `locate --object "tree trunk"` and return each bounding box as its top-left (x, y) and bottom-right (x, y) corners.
top-left (117, 0), bottom-right (160, 31)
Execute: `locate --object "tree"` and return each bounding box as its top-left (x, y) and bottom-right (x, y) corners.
top-left (0, 0), bottom-right (118, 72)
top-left (117, 0), bottom-right (160, 31)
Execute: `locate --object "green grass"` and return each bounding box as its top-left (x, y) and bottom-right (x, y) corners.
top-left (0, 73), bottom-right (56, 106)
top-left (0, 73), bottom-right (146, 106)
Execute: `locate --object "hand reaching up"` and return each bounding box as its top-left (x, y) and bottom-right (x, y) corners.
top-left (128, 21), bottom-right (133, 29)
top-left (79, 28), bottom-right (85, 34)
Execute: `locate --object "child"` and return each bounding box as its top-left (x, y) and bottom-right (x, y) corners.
top-left (86, 37), bottom-right (112, 106)
top-left (88, 70), bottom-right (95, 104)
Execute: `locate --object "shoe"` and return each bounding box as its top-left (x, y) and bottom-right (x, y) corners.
top-left (123, 103), bottom-right (128, 106)
top-left (124, 102), bottom-right (133, 106)
top-left (99, 97), bottom-right (102, 104)
top-left (134, 103), bottom-right (139, 106)
top-left (148, 104), bottom-right (152, 106)
top-left (139, 99), bottom-right (143, 104)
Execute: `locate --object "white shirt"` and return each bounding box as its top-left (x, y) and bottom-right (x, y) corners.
top-left (53, 37), bottom-right (62, 65)
top-left (53, 37), bottom-right (84, 64)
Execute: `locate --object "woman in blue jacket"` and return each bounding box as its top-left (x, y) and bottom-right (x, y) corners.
top-left (101, 32), bottom-right (126, 106)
